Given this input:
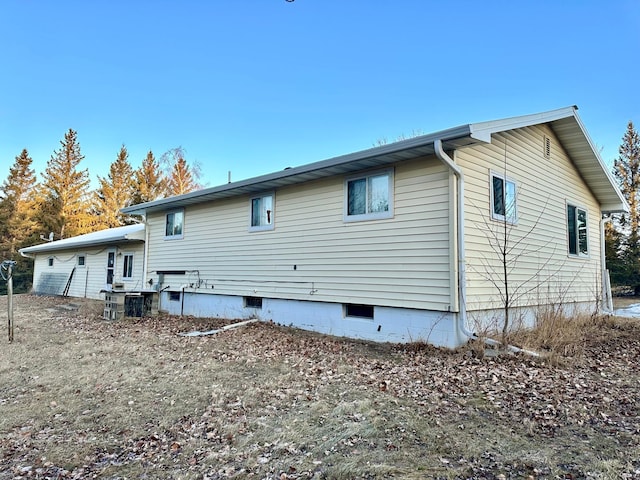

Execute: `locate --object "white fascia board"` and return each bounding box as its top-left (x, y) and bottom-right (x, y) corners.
top-left (601, 203), bottom-right (628, 214)
top-left (468, 106), bottom-right (578, 142)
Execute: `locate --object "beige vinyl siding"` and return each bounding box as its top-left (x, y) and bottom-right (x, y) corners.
top-left (457, 124), bottom-right (602, 311)
top-left (31, 243), bottom-right (145, 299)
top-left (146, 157), bottom-right (453, 311)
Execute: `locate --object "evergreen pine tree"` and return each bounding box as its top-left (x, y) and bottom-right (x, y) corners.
top-left (0, 149), bottom-right (38, 250)
top-left (604, 219), bottom-right (625, 286)
top-left (94, 145), bottom-right (135, 228)
top-left (35, 129), bottom-right (92, 238)
top-left (132, 150), bottom-right (167, 204)
top-left (0, 149), bottom-right (38, 293)
top-left (613, 121), bottom-right (640, 291)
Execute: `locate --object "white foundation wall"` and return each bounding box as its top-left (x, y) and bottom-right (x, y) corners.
top-left (159, 291), bottom-right (461, 348)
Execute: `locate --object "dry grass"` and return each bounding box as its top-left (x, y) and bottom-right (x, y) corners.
top-left (501, 305), bottom-right (639, 365)
top-left (1, 295), bottom-right (640, 479)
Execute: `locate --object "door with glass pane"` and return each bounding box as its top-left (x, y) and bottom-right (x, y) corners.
top-left (106, 251), bottom-right (115, 287)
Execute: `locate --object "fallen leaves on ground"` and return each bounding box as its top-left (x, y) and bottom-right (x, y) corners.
top-left (1, 295), bottom-right (639, 479)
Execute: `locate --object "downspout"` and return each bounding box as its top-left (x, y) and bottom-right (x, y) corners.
top-left (601, 215), bottom-right (613, 313)
top-left (142, 215), bottom-right (150, 288)
top-left (434, 139), bottom-right (539, 357)
top-left (433, 139), bottom-right (475, 340)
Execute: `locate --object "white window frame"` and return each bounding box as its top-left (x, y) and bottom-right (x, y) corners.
top-left (122, 253), bottom-right (134, 279)
top-left (490, 171), bottom-right (517, 224)
top-left (249, 192), bottom-right (275, 232)
top-left (344, 168), bottom-right (394, 223)
top-left (165, 209), bottom-right (184, 239)
top-left (47, 257), bottom-right (54, 267)
top-left (77, 254), bottom-right (86, 267)
top-left (566, 202), bottom-right (589, 258)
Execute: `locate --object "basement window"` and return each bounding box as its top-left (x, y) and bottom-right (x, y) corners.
top-left (344, 304), bottom-right (374, 319)
top-left (244, 296), bottom-right (263, 308)
top-left (168, 291), bottom-right (181, 302)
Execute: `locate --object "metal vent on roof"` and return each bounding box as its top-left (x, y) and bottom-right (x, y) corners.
top-left (543, 135), bottom-right (551, 159)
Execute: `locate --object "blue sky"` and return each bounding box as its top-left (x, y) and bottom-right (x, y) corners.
top-left (1, 1), bottom-right (639, 189)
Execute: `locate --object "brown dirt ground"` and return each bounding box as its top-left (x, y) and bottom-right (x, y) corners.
top-left (1, 294), bottom-right (639, 479)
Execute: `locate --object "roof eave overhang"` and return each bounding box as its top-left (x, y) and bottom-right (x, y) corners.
top-left (546, 112), bottom-right (629, 214)
top-left (122, 125), bottom-right (479, 215)
top-left (121, 106), bottom-right (628, 216)
top-left (601, 204), bottom-right (628, 214)
top-left (470, 106), bottom-right (628, 214)
top-left (19, 233), bottom-right (145, 255)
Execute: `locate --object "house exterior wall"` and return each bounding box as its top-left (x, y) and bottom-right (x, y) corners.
top-left (144, 157), bottom-right (455, 337)
top-left (457, 124), bottom-right (602, 317)
top-left (31, 242), bottom-right (145, 299)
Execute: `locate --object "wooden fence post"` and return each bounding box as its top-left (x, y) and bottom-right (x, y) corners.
top-left (2, 261), bottom-right (16, 343)
top-left (8, 262), bottom-right (13, 343)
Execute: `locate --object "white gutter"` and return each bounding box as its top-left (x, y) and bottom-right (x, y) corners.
top-left (433, 139), bottom-right (474, 340)
top-left (434, 139), bottom-right (540, 357)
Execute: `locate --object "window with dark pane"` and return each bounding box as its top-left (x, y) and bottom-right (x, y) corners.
top-left (567, 204), bottom-right (588, 257)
